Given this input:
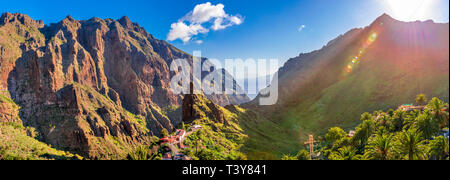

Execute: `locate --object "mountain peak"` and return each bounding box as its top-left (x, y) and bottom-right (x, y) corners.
top-left (64, 15), bottom-right (75, 21)
top-left (373, 13), bottom-right (396, 24)
top-left (118, 16), bottom-right (133, 29)
top-left (0, 12), bottom-right (43, 27)
top-left (379, 13), bottom-right (393, 20)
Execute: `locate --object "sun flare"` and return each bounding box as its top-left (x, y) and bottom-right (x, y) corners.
top-left (386, 0), bottom-right (435, 21)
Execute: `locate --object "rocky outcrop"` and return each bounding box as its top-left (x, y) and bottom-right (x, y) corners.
top-left (0, 91), bottom-right (20, 123)
top-left (0, 12), bottom-right (249, 159)
top-left (182, 92), bottom-right (226, 124)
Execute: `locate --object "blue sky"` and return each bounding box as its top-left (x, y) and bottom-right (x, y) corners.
top-left (1, 0), bottom-right (449, 81)
top-left (2, 0), bottom-right (449, 63)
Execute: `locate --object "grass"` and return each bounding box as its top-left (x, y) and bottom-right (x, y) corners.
top-left (234, 107), bottom-right (302, 160)
top-left (0, 93), bottom-right (15, 104)
top-left (0, 122), bottom-right (81, 160)
top-left (179, 95), bottom-right (301, 160)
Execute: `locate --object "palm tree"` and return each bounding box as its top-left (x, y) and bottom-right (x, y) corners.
top-left (416, 94), bottom-right (427, 106)
top-left (352, 120), bottom-right (375, 149)
top-left (364, 134), bottom-right (394, 160)
top-left (426, 98), bottom-right (449, 128)
top-left (390, 110), bottom-right (406, 132)
top-left (329, 146), bottom-right (362, 160)
top-left (127, 146), bottom-right (150, 160)
top-left (396, 128), bottom-right (427, 160)
top-left (429, 136), bottom-right (449, 160)
top-left (325, 127), bottom-right (347, 144)
top-left (296, 149), bottom-right (310, 160)
top-left (415, 110), bottom-right (439, 139)
top-left (360, 112), bottom-right (374, 121)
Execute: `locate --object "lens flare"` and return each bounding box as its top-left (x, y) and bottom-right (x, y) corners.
top-left (344, 32), bottom-right (378, 75)
top-left (386, 0), bottom-right (434, 21)
top-left (368, 33), bottom-right (377, 43)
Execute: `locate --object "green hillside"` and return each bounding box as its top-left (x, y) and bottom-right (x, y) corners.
top-left (0, 122), bottom-right (81, 160)
top-left (177, 95), bottom-right (298, 160)
top-left (247, 15), bottom-right (449, 158)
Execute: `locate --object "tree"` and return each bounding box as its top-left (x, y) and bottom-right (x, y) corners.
top-left (329, 146), bottom-right (362, 160)
top-left (415, 110), bottom-right (439, 139)
top-left (352, 120), bottom-right (376, 149)
top-left (296, 150), bottom-right (310, 160)
top-left (361, 112), bottom-right (374, 121)
top-left (426, 97), bottom-right (449, 128)
top-left (281, 154), bottom-right (298, 160)
top-left (396, 128), bottom-right (427, 160)
top-left (404, 111), bottom-right (419, 130)
top-left (377, 114), bottom-right (390, 127)
top-left (428, 136), bottom-right (449, 160)
top-left (364, 134), bottom-right (394, 160)
top-left (161, 128), bottom-right (169, 138)
top-left (127, 146), bottom-right (150, 160)
top-left (325, 127), bottom-right (347, 144)
top-left (387, 109), bottom-right (395, 117)
top-left (389, 110), bottom-right (406, 132)
top-left (416, 94), bottom-right (427, 106)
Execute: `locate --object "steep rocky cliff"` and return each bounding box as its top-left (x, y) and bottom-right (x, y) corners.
top-left (0, 12), bottom-right (249, 159)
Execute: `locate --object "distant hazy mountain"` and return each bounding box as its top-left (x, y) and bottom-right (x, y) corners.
top-left (247, 14), bottom-right (449, 153)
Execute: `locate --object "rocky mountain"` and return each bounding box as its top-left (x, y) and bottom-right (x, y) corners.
top-left (0, 12), bottom-right (248, 159)
top-left (247, 14), bottom-right (449, 155)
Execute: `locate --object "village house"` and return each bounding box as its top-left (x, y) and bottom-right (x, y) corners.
top-left (398, 104), bottom-right (424, 112)
top-left (348, 130), bottom-right (356, 138)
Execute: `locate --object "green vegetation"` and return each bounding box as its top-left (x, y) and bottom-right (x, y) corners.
top-left (126, 136), bottom-right (162, 160)
top-left (0, 91), bottom-right (79, 160)
top-left (281, 149), bottom-right (310, 160)
top-left (0, 122), bottom-right (81, 160)
top-left (161, 105), bottom-right (181, 123)
top-left (177, 95), bottom-right (301, 160)
top-left (181, 101), bottom-right (248, 160)
top-left (314, 96), bottom-right (448, 160)
top-left (280, 96), bottom-right (448, 160)
top-left (233, 107), bottom-right (301, 160)
top-left (47, 83), bottom-right (153, 159)
top-left (257, 28), bottom-right (449, 158)
top-left (160, 128), bottom-right (169, 138)
top-left (0, 93), bottom-right (15, 104)
top-left (416, 94), bottom-right (428, 106)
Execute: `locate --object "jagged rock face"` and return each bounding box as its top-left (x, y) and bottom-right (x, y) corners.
top-left (182, 93), bottom-right (226, 124)
top-left (0, 91), bottom-right (20, 123)
top-left (0, 12), bottom-right (248, 158)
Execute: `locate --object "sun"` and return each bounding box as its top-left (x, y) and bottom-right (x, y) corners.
top-left (386, 0), bottom-right (435, 21)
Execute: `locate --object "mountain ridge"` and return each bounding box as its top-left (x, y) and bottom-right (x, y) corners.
top-left (0, 12), bottom-right (248, 158)
top-left (245, 13), bottom-right (449, 155)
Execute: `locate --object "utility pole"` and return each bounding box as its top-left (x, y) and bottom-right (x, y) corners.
top-left (304, 135), bottom-right (316, 160)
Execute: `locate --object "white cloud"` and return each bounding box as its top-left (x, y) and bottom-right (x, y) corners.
top-left (212, 18), bottom-right (228, 31)
top-left (298, 25), bottom-right (306, 32)
top-left (188, 2), bottom-right (226, 23)
top-left (167, 21), bottom-right (209, 43)
top-left (195, 40), bottom-right (203, 44)
top-left (211, 14), bottom-right (243, 31)
top-left (230, 16), bottom-right (243, 25)
top-left (167, 2), bottom-right (244, 43)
